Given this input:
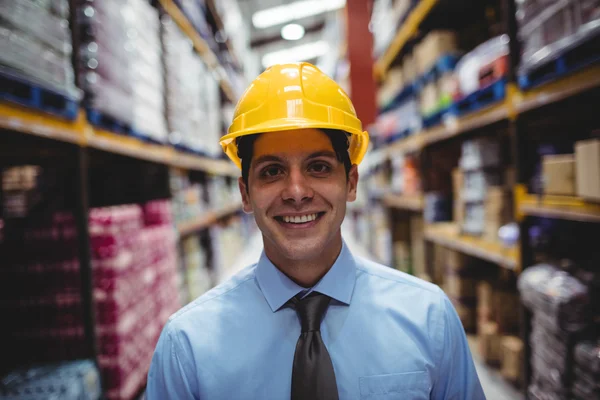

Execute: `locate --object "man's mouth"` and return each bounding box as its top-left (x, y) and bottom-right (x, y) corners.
top-left (274, 212), bottom-right (326, 227)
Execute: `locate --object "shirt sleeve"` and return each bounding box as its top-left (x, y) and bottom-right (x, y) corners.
top-left (431, 290), bottom-right (486, 400)
top-left (146, 322), bottom-right (199, 400)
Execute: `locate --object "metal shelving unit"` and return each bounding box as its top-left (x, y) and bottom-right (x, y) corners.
top-left (0, 0), bottom-right (244, 395)
top-left (177, 202), bottom-right (243, 237)
top-left (424, 222), bottom-right (520, 270)
top-left (381, 193), bottom-right (424, 212)
top-left (367, 1), bottom-right (600, 398)
top-left (0, 103), bottom-right (238, 177)
top-left (157, 0), bottom-right (237, 102)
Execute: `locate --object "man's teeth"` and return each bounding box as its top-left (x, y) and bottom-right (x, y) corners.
top-left (282, 214), bottom-right (318, 224)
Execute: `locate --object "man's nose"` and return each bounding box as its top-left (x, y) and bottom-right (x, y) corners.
top-left (281, 167), bottom-right (314, 204)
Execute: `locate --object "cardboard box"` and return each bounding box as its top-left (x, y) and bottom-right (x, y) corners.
top-left (402, 52), bottom-right (418, 84)
top-left (478, 321), bottom-right (502, 365)
top-left (452, 169), bottom-right (464, 224)
top-left (575, 139), bottom-right (600, 201)
top-left (415, 31), bottom-right (458, 75)
top-left (542, 154), bottom-right (576, 196)
top-left (500, 336), bottom-right (523, 383)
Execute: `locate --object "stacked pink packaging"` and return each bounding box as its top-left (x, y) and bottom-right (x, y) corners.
top-left (1, 199), bottom-right (180, 400)
top-left (90, 200), bottom-right (180, 400)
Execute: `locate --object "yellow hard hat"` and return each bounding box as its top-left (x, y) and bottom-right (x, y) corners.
top-left (220, 62), bottom-right (369, 169)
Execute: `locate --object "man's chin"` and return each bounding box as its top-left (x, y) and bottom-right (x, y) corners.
top-left (268, 236), bottom-right (326, 261)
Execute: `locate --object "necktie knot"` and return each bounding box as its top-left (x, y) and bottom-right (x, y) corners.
top-left (292, 292), bottom-right (331, 333)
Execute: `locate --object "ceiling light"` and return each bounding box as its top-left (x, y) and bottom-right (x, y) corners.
top-left (252, 0), bottom-right (346, 29)
top-left (281, 24), bottom-right (305, 41)
top-left (262, 40), bottom-right (330, 68)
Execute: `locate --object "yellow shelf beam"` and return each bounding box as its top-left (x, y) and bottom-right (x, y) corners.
top-left (178, 202), bottom-right (243, 236)
top-left (0, 102), bottom-right (86, 145)
top-left (425, 223), bottom-right (520, 271)
top-left (382, 193), bottom-right (424, 211)
top-left (1, 101), bottom-right (238, 176)
top-left (519, 194), bottom-right (600, 223)
top-left (513, 65), bottom-right (600, 114)
top-left (157, 0), bottom-right (237, 103)
top-left (380, 66), bottom-right (600, 156)
top-left (374, 0), bottom-right (439, 80)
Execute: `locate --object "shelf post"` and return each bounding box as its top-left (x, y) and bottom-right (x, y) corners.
top-left (73, 147), bottom-right (101, 372)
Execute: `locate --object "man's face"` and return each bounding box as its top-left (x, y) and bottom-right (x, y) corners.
top-left (239, 128), bottom-right (358, 263)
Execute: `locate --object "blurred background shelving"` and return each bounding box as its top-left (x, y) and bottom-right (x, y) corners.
top-left (363, 0), bottom-right (600, 399)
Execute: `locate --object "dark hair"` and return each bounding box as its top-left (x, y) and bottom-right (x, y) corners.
top-left (236, 129), bottom-right (352, 189)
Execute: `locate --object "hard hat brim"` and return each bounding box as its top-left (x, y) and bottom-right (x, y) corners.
top-left (220, 118), bottom-right (369, 170)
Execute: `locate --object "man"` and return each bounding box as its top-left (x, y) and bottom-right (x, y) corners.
top-left (147, 63), bottom-right (485, 399)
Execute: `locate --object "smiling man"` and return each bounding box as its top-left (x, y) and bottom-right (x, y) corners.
top-left (147, 63), bottom-right (485, 399)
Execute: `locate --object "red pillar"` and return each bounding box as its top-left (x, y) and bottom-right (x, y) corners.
top-left (346, 0), bottom-right (377, 127)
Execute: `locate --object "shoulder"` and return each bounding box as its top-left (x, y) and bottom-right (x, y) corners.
top-left (354, 255), bottom-right (443, 297)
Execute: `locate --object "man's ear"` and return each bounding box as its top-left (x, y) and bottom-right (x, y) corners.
top-left (238, 177), bottom-right (253, 214)
top-left (346, 164), bottom-right (359, 202)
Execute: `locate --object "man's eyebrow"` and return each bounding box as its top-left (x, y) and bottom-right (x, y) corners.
top-left (253, 154), bottom-right (284, 166)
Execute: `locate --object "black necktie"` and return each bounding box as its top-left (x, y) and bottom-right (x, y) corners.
top-left (290, 292), bottom-right (339, 400)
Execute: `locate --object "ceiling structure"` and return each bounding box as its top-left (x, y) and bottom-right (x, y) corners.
top-left (236, 0), bottom-right (345, 68)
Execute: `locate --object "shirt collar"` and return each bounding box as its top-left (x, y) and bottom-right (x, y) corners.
top-left (256, 240), bottom-right (357, 312)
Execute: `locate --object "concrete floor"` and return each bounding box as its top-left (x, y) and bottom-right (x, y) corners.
top-left (468, 336), bottom-right (524, 400)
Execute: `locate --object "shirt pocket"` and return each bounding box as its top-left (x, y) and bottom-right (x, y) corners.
top-left (359, 371), bottom-right (431, 400)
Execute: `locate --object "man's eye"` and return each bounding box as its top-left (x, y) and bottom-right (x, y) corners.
top-left (261, 166), bottom-right (283, 178)
top-left (309, 162), bottom-right (331, 174)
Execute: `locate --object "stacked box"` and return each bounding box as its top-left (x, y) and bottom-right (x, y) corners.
top-left (91, 201), bottom-right (180, 400)
top-left (575, 138), bottom-right (600, 202)
top-left (0, 199), bottom-right (180, 400)
top-left (458, 138), bottom-right (510, 237)
top-left (479, 321), bottom-right (502, 365)
top-left (483, 187), bottom-right (512, 242)
top-left (518, 263), bottom-right (593, 400)
top-left (452, 169), bottom-right (464, 224)
top-left (414, 31), bottom-right (458, 76)
top-left (78, 0), bottom-right (167, 142)
top-left (162, 15), bottom-right (222, 156)
top-left (542, 154), bottom-right (576, 196)
top-left (500, 336), bottom-right (524, 384)
top-left (0, 0), bottom-right (78, 97)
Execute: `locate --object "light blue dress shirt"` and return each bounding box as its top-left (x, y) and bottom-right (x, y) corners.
top-left (147, 241), bottom-right (485, 399)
